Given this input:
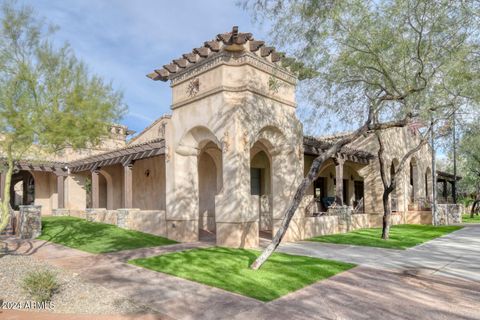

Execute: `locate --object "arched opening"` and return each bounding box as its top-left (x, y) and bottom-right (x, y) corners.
top-left (98, 173), bottom-right (108, 209)
top-left (10, 170), bottom-right (35, 210)
top-left (251, 144), bottom-right (272, 238)
top-left (198, 141), bottom-right (222, 241)
top-left (250, 141), bottom-right (272, 239)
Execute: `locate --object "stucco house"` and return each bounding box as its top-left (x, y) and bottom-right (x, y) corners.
top-left (0, 27), bottom-right (457, 247)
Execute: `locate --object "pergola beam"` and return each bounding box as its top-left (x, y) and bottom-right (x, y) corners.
top-left (69, 139), bottom-right (166, 173)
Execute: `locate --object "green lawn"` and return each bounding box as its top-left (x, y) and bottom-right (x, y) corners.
top-left (462, 214), bottom-right (480, 223)
top-left (129, 247), bottom-right (355, 301)
top-left (308, 224), bottom-right (462, 250)
top-left (38, 216), bottom-right (177, 253)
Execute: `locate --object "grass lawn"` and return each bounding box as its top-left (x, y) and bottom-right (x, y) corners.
top-left (129, 247), bottom-right (355, 301)
top-left (308, 224), bottom-right (462, 250)
top-left (38, 216), bottom-right (177, 253)
top-left (462, 214), bottom-right (480, 223)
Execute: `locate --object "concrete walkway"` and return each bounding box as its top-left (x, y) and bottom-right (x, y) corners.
top-left (278, 224), bottom-right (480, 282)
top-left (3, 225), bottom-right (480, 320)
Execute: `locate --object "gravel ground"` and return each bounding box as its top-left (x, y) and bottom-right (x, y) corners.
top-left (0, 254), bottom-right (155, 315)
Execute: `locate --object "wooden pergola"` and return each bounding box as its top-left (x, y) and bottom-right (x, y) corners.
top-left (0, 159), bottom-right (68, 209)
top-left (68, 138), bottom-right (165, 209)
top-left (69, 138), bottom-right (165, 173)
top-left (303, 136), bottom-right (375, 205)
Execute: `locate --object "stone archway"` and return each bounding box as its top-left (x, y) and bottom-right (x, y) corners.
top-left (173, 125), bottom-right (223, 242)
top-left (98, 170), bottom-right (114, 209)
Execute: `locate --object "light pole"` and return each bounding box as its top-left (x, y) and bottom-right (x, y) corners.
top-left (431, 114), bottom-right (438, 226)
top-left (452, 111), bottom-right (457, 204)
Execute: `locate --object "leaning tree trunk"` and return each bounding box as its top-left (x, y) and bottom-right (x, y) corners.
top-left (472, 200), bottom-right (480, 218)
top-left (381, 192), bottom-right (392, 239)
top-left (0, 148), bottom-right (14, 234)
top-left (249, 115), bottom-right (413, 270)
top-left (250, 153), bottom-right (328, 270)
top-left (250, 121), bottom-right (372, 270)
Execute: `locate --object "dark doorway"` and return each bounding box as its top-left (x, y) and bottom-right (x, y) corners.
top-left (313, 177), bottom-right (327, 211)
top-left (250, 168), bottom-right (261, 195)
top-left (354, 181), bottom-right (364, 212)
top-left (10, 170), bottom-right (35, 210)
top-left (343, 179), bottom-right (349, 205)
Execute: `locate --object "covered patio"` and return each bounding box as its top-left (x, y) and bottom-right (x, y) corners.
top-left (303, 136), bottom-right (374, 216)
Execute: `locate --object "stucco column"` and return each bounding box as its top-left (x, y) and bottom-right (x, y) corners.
top-left (56, 174), bottom-right (65, 209)
top-left (91, 170), bottom-right (100, 208)
top-left (123, 163), bottom-right (133, 208)
top-left (165, 145), bottom-right (199, 243)
top-left (335, 158), bottom-right (345, 205)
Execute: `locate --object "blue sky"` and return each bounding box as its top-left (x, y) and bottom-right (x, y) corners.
top-left (23, 0), bottom-right (268, 135)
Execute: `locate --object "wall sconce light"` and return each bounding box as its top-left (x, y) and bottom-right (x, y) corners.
top-left (330, 172), bottom-right (334, 179)
top-left (144, 169), bottom-right (150, 177)
top-left (351, 175), bottom-right (354, 181)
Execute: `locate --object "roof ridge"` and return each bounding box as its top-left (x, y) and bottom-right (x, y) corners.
top-left (147, 26), bottom-right (285, 82)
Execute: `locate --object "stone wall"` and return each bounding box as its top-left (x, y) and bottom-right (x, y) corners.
top-left (437, 204), bottom-right (464, 225)
top-left (17, 205), bottom-right (42, 239)
top-left (303, 206), bottom-right (371, 239)
top-left (54, 208), bottom-right (167, 237)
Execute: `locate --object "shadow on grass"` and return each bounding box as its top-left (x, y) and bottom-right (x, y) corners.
top-left (37, 216), bottom-right (177, 254)
top-left (308, 224), bottom-right (463, 250)
top-left (128, 247), bottom-right (355, 302)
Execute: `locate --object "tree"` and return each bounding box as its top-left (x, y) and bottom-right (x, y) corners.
top-left (247, 0), bottom-right (480, 269)
top-left (458, 121), bottom-right (480, 217)
top-left (0, 1), bottom-right (126, 233)
top-left (375, 128), bottom-right (429, 239)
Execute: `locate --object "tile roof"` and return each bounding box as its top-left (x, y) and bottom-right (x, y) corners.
top-left (147, 26), bottom-right (284, 82)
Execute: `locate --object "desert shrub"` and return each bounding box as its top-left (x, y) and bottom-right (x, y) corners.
top-left (21, 270), bottom-right (59, 302)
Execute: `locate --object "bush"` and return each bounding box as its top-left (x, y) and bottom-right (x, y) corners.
top-left (21, 270), bottom-right (59, 302)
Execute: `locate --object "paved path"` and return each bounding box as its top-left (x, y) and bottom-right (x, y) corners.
top-left (277, 224), bottom-right (480, 282)
top-left (3, 225), bottom-right (480, 320)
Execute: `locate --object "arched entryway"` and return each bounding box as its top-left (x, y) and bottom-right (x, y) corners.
top-left (250, 141), bottom-right (272, 239)
top-left (98, 172), bottom-right (108, 209)
top-left (198, 141), bottom-right (222, 241)
top-left (10, 170), bottom-right (35, 210)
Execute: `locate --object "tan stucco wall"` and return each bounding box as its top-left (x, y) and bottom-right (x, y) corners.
top-left (164, 52), bottom-right (303, 247)
top-left (65, 173), bottom-right (87, 210)
top-left (132, 156), bottom-right (166, 210)
top-left (348, 127), bottom-right (432, 215)
top-left (125, 210), bottom-right (167, 237)
top-left (129, 116), bottom-right (170, 145)
top-left (99, 164), bottom-right (123, 210)
top-left (31, 171), bottom-right (56, 215)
